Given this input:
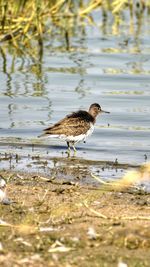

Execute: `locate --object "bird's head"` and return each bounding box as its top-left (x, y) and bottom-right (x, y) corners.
top-left (89, 103), bottom-right (110, 118)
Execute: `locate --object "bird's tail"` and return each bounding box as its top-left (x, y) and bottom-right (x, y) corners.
top-left (38, 133), bottom-right (46, 138)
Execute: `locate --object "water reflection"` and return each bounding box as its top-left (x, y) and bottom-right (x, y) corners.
top-left (0, 47), bottom-right (12, 96)
top-left (75, 79), bottom-right (90, 99)
top-left (0, 8), bottom-right (150, 172)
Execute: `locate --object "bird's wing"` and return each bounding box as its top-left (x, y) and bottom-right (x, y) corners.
top-left (43, 116), bottom-right (91, 136)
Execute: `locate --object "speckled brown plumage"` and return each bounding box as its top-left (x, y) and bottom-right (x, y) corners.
top-left (43, 110), bottom-right (95, 137)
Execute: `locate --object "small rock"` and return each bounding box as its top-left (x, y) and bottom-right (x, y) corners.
top-left (0, 189), bottom-right (6, 202)
top-left (87, 227), bottom-right (98, 240)
top-left (0, 177), bottom-right (6, 188)
top-left (0, 189), bottom-right (12, 205)
top-left (118, 261), bottom-right (128, 267)
top-left (0, 242), bottom-right (3, 252)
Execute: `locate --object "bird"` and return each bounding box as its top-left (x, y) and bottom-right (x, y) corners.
top-left (39, 103), bottom-right (110, 153)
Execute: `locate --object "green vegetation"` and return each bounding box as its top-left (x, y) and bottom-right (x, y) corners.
top-left (0, 0), bottom-right (150, 56)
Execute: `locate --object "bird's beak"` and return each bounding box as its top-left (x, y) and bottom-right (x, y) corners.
top-left (101, 110), bottom-right (110, 114)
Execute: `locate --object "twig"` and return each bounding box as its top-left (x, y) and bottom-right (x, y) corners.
top-left (83, 202), bottom-right (150, 221)
top-left (83, 201), bottom-right (108, 219)
top-left (91, 173), bottom-right (109, 185)
top-left (120, 215), bottom-right (150, 221)
top-left (38, 189), bottom-right (49, 202)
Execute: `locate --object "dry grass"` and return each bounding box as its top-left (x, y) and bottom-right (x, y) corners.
top-left (0, 0), bottom-right (149, 55)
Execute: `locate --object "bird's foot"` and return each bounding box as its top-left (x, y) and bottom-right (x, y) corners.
top-left (66, 148), bottom-right (71, 157)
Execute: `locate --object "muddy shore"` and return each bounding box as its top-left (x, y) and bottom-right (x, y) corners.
top-left (0, 169), bottom-right (150, 267)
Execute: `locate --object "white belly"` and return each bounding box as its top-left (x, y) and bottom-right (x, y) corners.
top-left (60, 124), bottom-right (94, 143)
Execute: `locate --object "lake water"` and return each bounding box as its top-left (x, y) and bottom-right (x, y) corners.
top-left (0, 8), bottom-right (150, 182)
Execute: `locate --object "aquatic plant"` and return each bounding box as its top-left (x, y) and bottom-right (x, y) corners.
top-left (0, 0), bottom-right (149, 55)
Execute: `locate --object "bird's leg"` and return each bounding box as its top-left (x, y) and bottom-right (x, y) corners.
top-left (72, 142), bottom-right (77, 153)
top-left (67, 142), bottom-right (71, 155)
